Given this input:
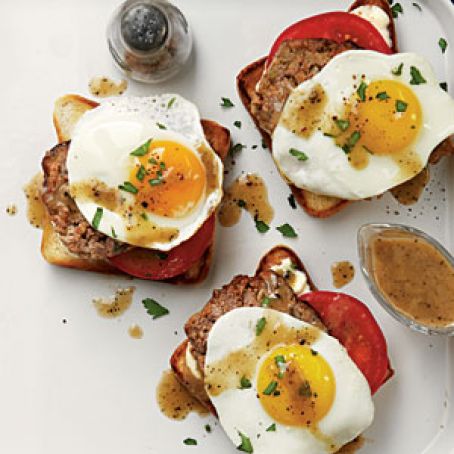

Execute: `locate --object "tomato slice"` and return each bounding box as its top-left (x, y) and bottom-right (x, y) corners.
top-left (300, 291), bottom-right (392, 394)
top-left (109, 215), bottom-right (215, 280)
top-left (267, 11), bottom-right (392, 65)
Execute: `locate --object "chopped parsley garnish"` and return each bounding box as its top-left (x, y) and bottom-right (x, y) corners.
top-left (276, 223), bottom-right (297, 238)
top-left (275, 355), bottom-right (286, 378)
top-left (266, 423), bottom-right (276, 432)
top-left (240, 376), bottom-right (252, 389)
top-left (376, 91), bottom-right (390, 100)
top-left (234, 120), bottom-right (242, 128)
top-left (412, 2), bottom-right (422, 11)
top-left (396, 100), bottom-right (408, 112)
top-left (392, 63), bottom-right (404, 76)
top-left (136, 164), bottom-right (147, 181)
top-left (149, 157), bottom-right (158, 165)
top-left (289, 148), bottom-right (308, 161)
top-left (130, 139), bottom-right (151, 156)
top-left (140, 212), bottom-right (148, 221)
top-left (142, 298), bottom-right (169, 319)
top-left (275, 355), bottom-right (285, 366)
top-left (118, 181), bottom-right (139, 194)
top-left (92, 207), bottom-right (103, 229)
top-left (156, 122), bottom-right (167, 130)
top-left (288, 193), bottom-right (297, 209)
top-left (299, 381), bottom-right (312, 398)
top-left (357, 81), bottom-right (368, 102)
top-left (261, 296), bottom-right (272, 307)
top-left (167, 97), bottom-right (176, 108)
top-left (111, 226), bottom-right (117, 239)
top-left (439, 38), bottom-right (448, 54)
top-left (237, 432), bottom-right (253, 453)
top-left (220, 97), bottom-right (234, 108)
top-left (205, 424), bottom-right (212, 433)
top-left (183, 438), bottom-right (197, 446)
top-left (263, 381), bottom-right (278, 396)
top-left (256, 317), bottom-right (267, 336)
top-left (335, 118), bottom-right (350, 131)
top-left (254, 219), bottom-right (270, 233)
top-left (230, 143), bottom-right (245, 156)
top-left (149, 178), bottom-right (163, 186)
top-left (410, 66), bottom-right (427, 85)
top-left (237, 199), bottom-right (246, 208)
top-left (391, 2), bottom-right (403, 18)
top-left (155, 251), bottom-right (168, 260)
top-left (159, 161), bottom-right (166, 169)
top-left (440, 82), bottom-right (448, 92)
top-left (342, 131), bottom-right (361, 154)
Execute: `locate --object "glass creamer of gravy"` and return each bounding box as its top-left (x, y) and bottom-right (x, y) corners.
top-left (370, 231), bottom-right (454, 328)
top-left (156, 370), bottom-right (208, 420)
top-left (218, 173), bottom-right (274, 228)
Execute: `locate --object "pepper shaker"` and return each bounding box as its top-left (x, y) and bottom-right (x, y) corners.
top-left (107, 0), bottom-right (192, 83)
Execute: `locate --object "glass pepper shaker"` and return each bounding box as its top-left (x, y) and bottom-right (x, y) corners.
top-left (107, 0), bottom-right (192, 83)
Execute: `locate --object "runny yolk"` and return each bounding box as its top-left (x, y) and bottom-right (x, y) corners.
top-left (129, 140), bottom-right (206, 218)
top-left (257, 345), bottom-right (335, 427)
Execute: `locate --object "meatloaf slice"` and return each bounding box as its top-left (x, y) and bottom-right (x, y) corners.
top-left (185, 271), bottom-right (325, 369)
top-left (251, 38), bottom-right (358, 134)
top-left (42, 142), bottom-right (127, 261)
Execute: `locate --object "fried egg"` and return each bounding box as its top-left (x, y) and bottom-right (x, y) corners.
top-left (205, 307), bottom-right (374, 454)
top-left (67, 95), bottom-right (223, 251)
top-left (272, 51), bottom-right (454, 200)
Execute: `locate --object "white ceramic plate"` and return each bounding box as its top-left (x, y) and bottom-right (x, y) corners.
top-left (0, 0), bottom-right (453, 453)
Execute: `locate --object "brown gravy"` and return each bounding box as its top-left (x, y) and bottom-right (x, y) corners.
top-left (93, 287), bottom-right (135, 318)
top-left (88, 76), bottom-right (128, 98)
top-left (23, 173), bottom-right (46, 229)
top-left (371, 230), bottom-right (454, 328)
top-left (331, 261), bottom-right (355, 288)
top-left (218, 173), bottom-right (274, 227)
top-left (128, 324), bottom-right (143, 339)
top-left (337, 436), bottom-right (365, 454)
top-left (391, 167), bottom-right (429, 205)
top-left (156, 370), bottom-right (208, 420)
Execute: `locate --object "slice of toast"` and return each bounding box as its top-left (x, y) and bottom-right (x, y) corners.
top-left (170, 245), bottom-right (317, 413)
top-left (237, 0), bottom-right (454, 218)
top-left (41, 95), bottom-right (231, 284)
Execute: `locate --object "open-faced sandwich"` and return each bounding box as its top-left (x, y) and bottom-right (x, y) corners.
top-left (39, 94), bottom-right (230, 283)
top-left (171, 246), bottom-right (392, 453)
top-left (237, 0), bottom-right (454, 218)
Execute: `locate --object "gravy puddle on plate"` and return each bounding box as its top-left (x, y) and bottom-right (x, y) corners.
top-left (23, 173), bottom-right (46, 229)
top-left (390, 167), bottom-right (429, 205)
top-left (219, 173), bottom-right (274, 227)
top-left (128, 324), bottom-right (143, 339)
top-left (331, 261), bottom-right (355, 288)
top-left (157, 370), bottom-right (208, 420)
top-left (93, 287), bottom-right (135, 318)
top-left (89, 76), bottom-right (128, 98)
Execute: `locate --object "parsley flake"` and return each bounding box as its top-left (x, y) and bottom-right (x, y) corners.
top-left (335, 119), bottom-right (350, 131)
top-left (118, 181), bottom-right (139, 194)
top-left (149, 178), bottom-right (162, 186)
top-left (440, 82), bottom-right (448, 92)
top-left (230, 143), bottom-right (245, 156)
top-left (357, 81), bottom-right (368, 102)
top-left (237, 432), bottom-right (253, 453)
top-left (439, 38), bottom-right (448, 54)
top-left (92, 207), bottom-right (103, 229)
top-left (376, 91), bottom-right (390, 100)
top-left (111, 226), bottom-right (117, 239)
top-left (183, 438), bottom-right (197, 446)
top-left (276, 223), bottom-right (297, 238)
top-left (342, 131), bottom-right (361, 154)
top-left (289, 148), bottom-right (308, 161)
top-left (391, 2), bottom-right (403, 18)
top-left (240, 376), bottom-right (252, 389)
top-left (130, 139), bottom-right (151, 156)
top-left (136, 164), bottom-right (147, 181)
top-left (392, 63), bottom-right (404, 76)
top-left (288, 193), bottom-right (297, 209)
top-left (396, 100), bottom-right (408, 112)
top-left (156, 122), bottom-right (167, 130)
top-left (263, 381), bottom-right (278, 396)
top-left (142, 298), bottom-right (169, 319)
top-left (266, 423), bottom-right (276, 432)
top-left (255, 219), bottom-right (270, 234)
top-left (167, 97), bottom-right (176, 108)
top-left (410, 66), bottom-right (427, 85)
top-left (220, 97), bottom-right (234, 108)
top-left (234, 120), bottom-right (242, 128)
top-left (256, 317), bottom-right (267, 336)
top-left (261, 296), bottom-right (272, 307)
top-left (205, 424), bottom-right (212, 433)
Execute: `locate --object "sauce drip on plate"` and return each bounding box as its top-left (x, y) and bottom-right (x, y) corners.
top-left (89, 76), bottom-right (128, 97)
top-left (92, 287), bottom-right (135, 318)
top-left (390, 167), bottom-right (429, 205)
top-left (23, 173), bottom-right (46, 229)
top-left (331, 261), bottom-right (355, 288)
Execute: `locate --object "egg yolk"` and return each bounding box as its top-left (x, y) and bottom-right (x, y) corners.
top-left (257, 345), bottom-right (335, 427)
top-left (129, 140), bottom-right (206, 218)
top-left (336, 79), bottom-right (423, 157)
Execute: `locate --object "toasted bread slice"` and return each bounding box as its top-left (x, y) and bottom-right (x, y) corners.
top-left (237, 0), bottom-right (454, 218)
top-left (170, 245), bottom-right (317, 413)
top-left (41, 95), bottom-right (230, 284)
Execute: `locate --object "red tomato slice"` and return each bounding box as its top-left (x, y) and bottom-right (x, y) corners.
top-left (300, 291), bottom-right (392, 394)
top-left (267, 12), bottom-right (392, 65)
top-left (109, 215), bottom-right (215, 281)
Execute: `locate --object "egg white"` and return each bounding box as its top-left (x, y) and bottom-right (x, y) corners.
top-left (205, 307), bottom-right (374, 454)
top-left (272, 51), bottom-right (454, 200)
top-left (66, 94), bottom-right (223, 251)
